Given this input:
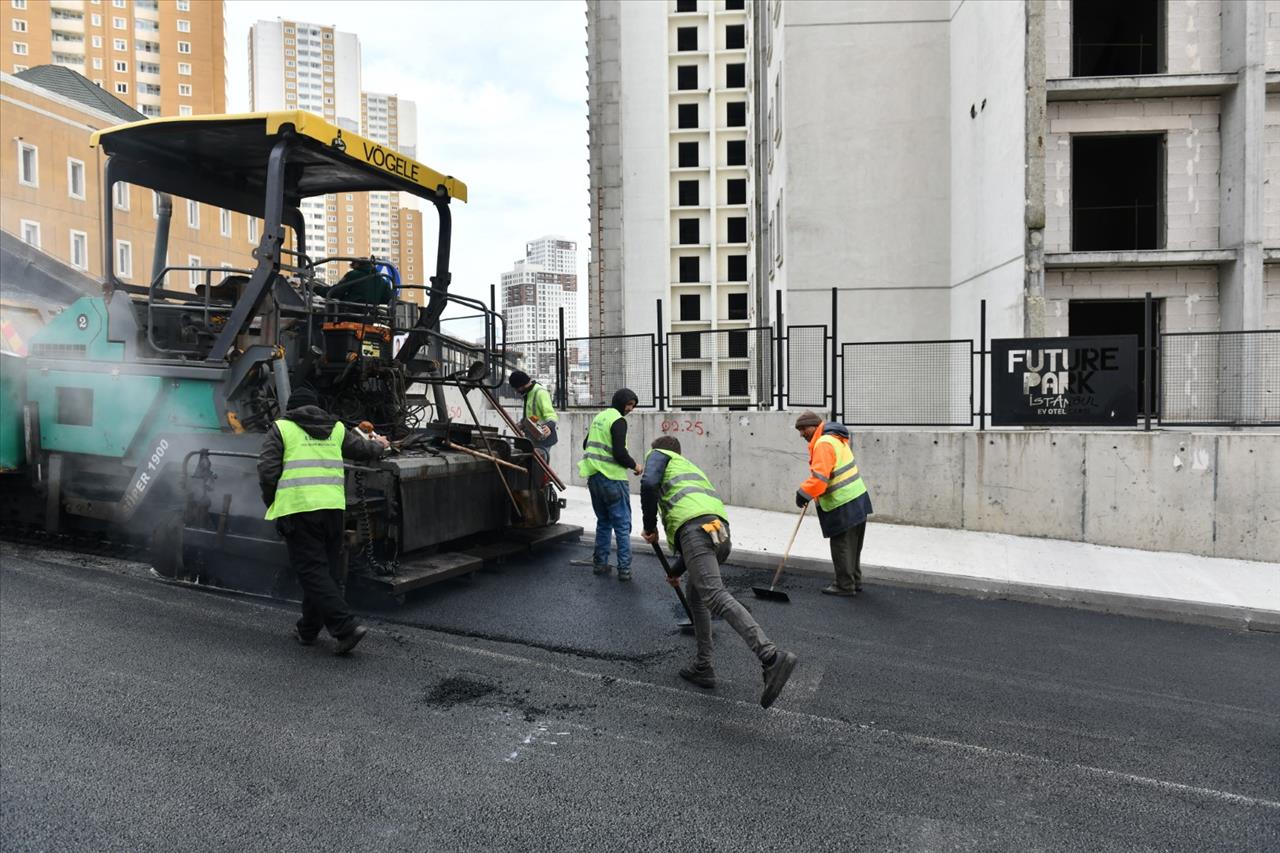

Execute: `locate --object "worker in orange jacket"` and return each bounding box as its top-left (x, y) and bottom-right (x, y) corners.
top-left (794, 411), bottom-right (874, 596)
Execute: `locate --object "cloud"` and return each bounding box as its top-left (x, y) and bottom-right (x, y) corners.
top-left (224, 0), bottom-right (589, 333)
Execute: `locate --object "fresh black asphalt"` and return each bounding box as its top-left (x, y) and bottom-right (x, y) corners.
top-left (2, 540), bottom-right (1278, 851)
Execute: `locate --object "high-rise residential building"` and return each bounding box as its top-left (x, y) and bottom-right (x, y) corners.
top-left (2, 66), bottom-right (253, 289)
top-left (248, 18), bottom-right (360, 281)
top-left (361, 91), bottom-right (422, 303)
top-left (589, 0), bottom-right (1279, 409)
top-left (1, 0), bottom-right (226, 118)
top-left (501, 236), bottom-right (579, 383)
top-left (587, 0), bottom-right (755, 406)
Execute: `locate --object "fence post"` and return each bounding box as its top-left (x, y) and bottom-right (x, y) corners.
top-left (1143, 290), bottom-right (1152, 432)
top-left (830, 286), bottom-right (839, 422)
top-left (656, 298), bottom-right (665, 410)
top-left (557, 306), bottom-right (567, 409)
top-left (775, 289), bottom-right (784, 411)
top-left (488, 283), bottom-right (496, 357)
top-left (979, 299), bottom-right (987, 431)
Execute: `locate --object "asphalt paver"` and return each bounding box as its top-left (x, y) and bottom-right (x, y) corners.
top-left (2, 540), bottom-right (1278, 851)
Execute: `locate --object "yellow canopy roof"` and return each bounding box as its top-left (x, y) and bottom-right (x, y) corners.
top-left (91, 110), bottom-right (467, 204)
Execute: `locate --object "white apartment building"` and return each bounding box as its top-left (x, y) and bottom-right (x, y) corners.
top-left (587, 0), bottom-right (756, 406)
top-left (361, 92), bottom-right (418, 268)
top-left (501, 236), bottom-right (579, 385)
top-left (590, 0), bottom-right (1280, 412)
top-left (248, 19), bottom-right (360, 276)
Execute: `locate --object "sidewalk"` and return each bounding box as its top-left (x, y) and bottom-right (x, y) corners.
top-left (558, 485), bottom-right (1280, 631)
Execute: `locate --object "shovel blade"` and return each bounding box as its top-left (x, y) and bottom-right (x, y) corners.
top-left (751, 586), bottom-right (791, 603)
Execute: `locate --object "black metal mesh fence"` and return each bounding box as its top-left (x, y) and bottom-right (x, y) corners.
top-left (841, 340), bottom-right (973, 426)
top-left (786, 325), bottom-right (827, 408)
top-left (666, 326), bottom-right (774, 409)
top-left (1160, 331), bottom-right (1280, 425)
top-left (566, 333), bottom-right (656, 408)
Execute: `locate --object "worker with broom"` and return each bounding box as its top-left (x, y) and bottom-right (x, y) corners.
top-left (640, 435), bottom-right (798, 709)
top-left (793, 411), bottom-right (873, 597)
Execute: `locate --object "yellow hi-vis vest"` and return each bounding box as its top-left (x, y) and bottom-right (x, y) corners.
top-left (524, 384), bottom-right (557, 423)
top-left (814, 435), bottom-right (867, 513)
top-left (650, 448), bottom-right (726, 545)
top-left (264, 419), bottom-right (347, 520)
top-left (578, 408), bottom-right (629, 481)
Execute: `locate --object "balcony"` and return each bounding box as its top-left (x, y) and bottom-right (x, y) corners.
top-left (1046, 73), bottom-right (1237, 102)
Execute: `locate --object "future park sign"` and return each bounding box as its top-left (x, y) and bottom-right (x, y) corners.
top-left (990, 336), bottom-right (1138, 426)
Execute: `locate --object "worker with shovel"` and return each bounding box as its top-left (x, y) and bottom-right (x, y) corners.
top-left (641, 436), bottom-right (799, 709)
top-left (508, 370), bottom-right (558, 462)
top-left (793, 411), bottom-right (874, 597)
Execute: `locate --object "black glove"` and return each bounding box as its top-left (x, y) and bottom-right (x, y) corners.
top-left (795, 490), bottom-right (811, 509)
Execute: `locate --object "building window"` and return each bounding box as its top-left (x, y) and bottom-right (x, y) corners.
top-left (66, 158), bottom-right (85, 199)
top-left (113, 38), bottom-right (127, 51)
top-left (178, 62), bottom-right (191, 75)
top-left (725, 24), bottom-right (745, 49)
top-left (726, 0), bottom-right (744, 9)
top-left (187, 199), bottom-right (199, 228)
top-left (220, 208), bottom-right (231, 237)
top-left (114, 59), bottom-right (127, 72)
top-left (12, 0), bottom-right (28, 9)
top-left (678, 256), bottom-right (700, 283)
top-left (92, 35), bottom-right (102, 47)
top-left (178, 83), bottom-right (191, 96)
top-left (726, 216), bottom-right (747, 243)
top-left (726, 139), bottom-right (746, 166)
top-left (774, 191), bottom-right (784, 265)
top-left (680, 293), bottom-right (701, 320)
top-left (726, 101), bottom-right (746, 127)
top-left (19, 219), bottom-right (40, 248)
top-left (92, 57), bottom-right (102, 69)
top-left (115, 240), bottom-right (132, 279)
top-left (680, 332), bottom-right (702, 359)
top-left (114, 82), bottom-right (128, 94)
top-left (16, 141), bottom-right (37, 187)
top-left (676, 65), bottom-right (697, 90)
top-left (1072, 0), bottom-right (1162, 77)
top-left (69, 230), bottom-right (89, 270)
top-left (676, 27), bottom-right (697, 51)
top-left (247, 217), bottom-right (259, 242)
top-left (176, 0), bottom-right (190, 9)
top-left (675, 0), bottom-right (696, 11)
top-left (177, 19), bottom-right (190, 33)
top-left (727, 292), bottom-right (748, 319)
top-left (112, 0), bottom-right (125, 7)
top-left (728, 329), bottom-right (748, 358)
top-left (677, 141), bottom-right (699, 168)
top-left (179, 105), bottom-right (192, 116)
top-left (726, 62), bottom-right (745, 89)
top-left (12, 63), bottom-right (26, 72)
top-left (177, 41), bottom-right (190, 54)
top-left (12, 41), bottom-right (27, 55)
top-left (113, 182), bottom-right (129, 210)
top-left (728, 255), bottom-right (748, 283)
top-left (11, 18), bottom-right (26, 32)
top-left (677, 103), bottom-right (698, 129)
top-left (91, 13), bottom-right (100, 25)
top-left (678, 218), bottom-right (700, 245)
top-left (678, 180), bottom-right (699, 206)
top-left (1071, 134), bottom-right (1164, 251)
top-left (728, 369), bottom-right (748, 396)
top-left (726, 178), bottom-right (747, 205)
top-left (112, 16), bottom-right (125, 29)
top-left (188, 256), bottom-right (201, 287)
top-left (681, 370), bottom-right (702, 397)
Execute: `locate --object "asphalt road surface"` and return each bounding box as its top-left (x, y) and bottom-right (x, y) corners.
top-left (2, 539), bottom-right (1278, 852)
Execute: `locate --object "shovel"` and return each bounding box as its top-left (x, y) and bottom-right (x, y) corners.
top-left (649, 542), bottom-right (696, 633)
top-left (752, 502), bottom-right (809, 603)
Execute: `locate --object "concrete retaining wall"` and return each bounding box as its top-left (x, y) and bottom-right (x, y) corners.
top-left (517, 410), bottom-right (1279, 563)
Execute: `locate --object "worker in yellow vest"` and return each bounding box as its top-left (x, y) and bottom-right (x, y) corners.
top-left (793, 410), bottom-right (874, 597)
top-left (258, 387), bottom-right (388, 654)
top-left (578, 388), bottom-right (642, 580)
top-left (508, 369), bottom-right (558, 462)
top-left (641, 435), bottom-right (799, 709)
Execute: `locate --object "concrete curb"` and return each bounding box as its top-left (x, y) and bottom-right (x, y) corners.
top-left (626, 535), bottom-right (1280, 633)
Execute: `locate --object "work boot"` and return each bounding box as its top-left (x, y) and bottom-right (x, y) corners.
top-left (617, 567), bottom-right (632, 582)
top-left (593, 563), bottom-right (612, 576)
top-left (821, 584), bottom-right (858, 597)
top-left (334, 625), bottom-right (368, 656)
top-left (679, 662), bottom-right (716, 689)
top-left (760, 650), bottom-right (798, 709)
top-left (292, 627), bottom-right (317, 646)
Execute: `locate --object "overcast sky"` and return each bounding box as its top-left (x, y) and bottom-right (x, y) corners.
top-left (223, 0), bottom-right (589, 334)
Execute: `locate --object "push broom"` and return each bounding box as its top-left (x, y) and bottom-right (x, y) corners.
top-left (752, 501), bottom-right (809, 603)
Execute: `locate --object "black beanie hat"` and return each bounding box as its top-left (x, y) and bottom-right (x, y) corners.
top-left (286, 386), bottom-right (319, 410)
top-left (509, 370), bottom-right (531, 390)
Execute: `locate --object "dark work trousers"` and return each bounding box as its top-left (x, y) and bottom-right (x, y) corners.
top-left (532, 421), bottom-right (558, 486)
top-left (278, 509), bottom-right (355, 639)
top-left (829, 522), bottom-right (867, 592)
top-left (677, 520), bottom-right (777, 669)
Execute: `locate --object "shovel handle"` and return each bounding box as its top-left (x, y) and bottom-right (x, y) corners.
top-left (651, 541), bottom-right (695, 623)
top-left (768, 502), bottom-right (809, 590)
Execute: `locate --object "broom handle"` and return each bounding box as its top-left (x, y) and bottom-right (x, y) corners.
top-left (769, 501), bottom-right (809, 590)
